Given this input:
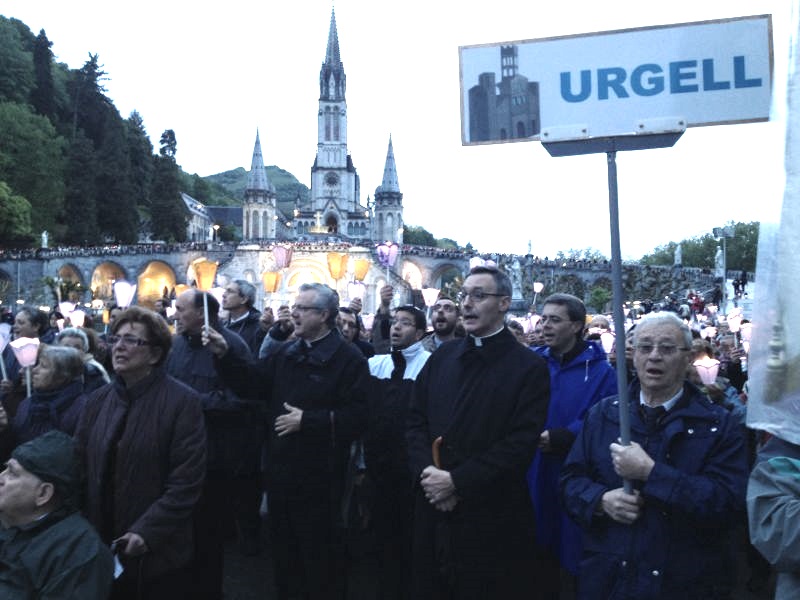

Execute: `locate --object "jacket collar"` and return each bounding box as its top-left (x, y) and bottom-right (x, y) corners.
top-left (285, 328), bottom-right (344, 365)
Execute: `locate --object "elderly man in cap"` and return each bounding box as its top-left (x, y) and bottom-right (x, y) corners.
top-left (0, 430), bottom-right (113, 599)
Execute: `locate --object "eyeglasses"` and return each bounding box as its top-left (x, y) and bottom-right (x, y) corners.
top-left (457, 290), bottom-right (506, 303)
top-left (108, 334), bottom-right (152, 348)
top-left (390, 319), bottom-right (416, 328)
top-left (634, 343), bottom-right (689, 356)
top-left (292, 304), bottom-right (323, 313)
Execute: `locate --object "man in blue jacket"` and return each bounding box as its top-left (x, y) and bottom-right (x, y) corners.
top-left (560, 312), bottom-right (748, 599)
top-left (527, 293), bottom-right (616, 597)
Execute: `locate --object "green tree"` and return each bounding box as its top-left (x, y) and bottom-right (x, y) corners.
top-left (126, 111), bottom-right (154, 208)
top-left (0, 181), bottom-right (33, 245)
top-left (403, 224), bottom-right (436, 247)
top-left (159, 129), bottom-right (177, 159)
top-left (588, 286), bottom-right (612, 313)
top-left (31, 29), bottom-right (55, 120)
top-left (191, 174), bottom-right (212, 203)
top-left (62, 131), bottom-right (98, 244)
top-left (95, 111), bottom-right (138, 243)
top-left (150, 130), bottom-right (187, 242)
top-left (0, 102), bottom-right (65, 236)
top-left (0, 17), bottom-right (34, 104)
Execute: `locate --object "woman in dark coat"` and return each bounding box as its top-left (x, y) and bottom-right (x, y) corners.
top-left (75, 306), bottom-right (207, 600)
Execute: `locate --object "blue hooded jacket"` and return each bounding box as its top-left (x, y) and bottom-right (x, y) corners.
top-left (527, 340), bottom-right (616, 573)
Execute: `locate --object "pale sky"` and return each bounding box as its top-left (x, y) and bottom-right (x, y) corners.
top-left (2, 0), bottom-right (792, 259)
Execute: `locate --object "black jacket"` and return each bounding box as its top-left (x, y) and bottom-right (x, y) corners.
top-left (406, 328), bottom-right (550, 597)
top-left (219, 328), bottom-right (369, 492)
top-left (224, 308), bottom-right (267, 356)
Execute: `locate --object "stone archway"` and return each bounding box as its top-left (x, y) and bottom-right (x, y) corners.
top-left (90, 262), bottom-right (127, 302)
top-left (137, 261), bottom-right (177, 308)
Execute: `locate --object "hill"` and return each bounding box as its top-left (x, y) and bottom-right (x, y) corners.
top-left (204, 166), bottom-right (310, 215)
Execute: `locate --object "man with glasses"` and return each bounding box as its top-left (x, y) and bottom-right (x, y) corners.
top-left (222, 279), bottom-right (266, 356)
top-left (560, 311), bottom-right (749, 599)
top-left (527, 293), bottom-right (616, 597)
top-left (407, 265), bottom-right (550, 599)
top-left (362, 305), bottom-right (430, 598)
top-left (421, 295), bottom-right (462, 352)
top-left (204, 283), bottom-right (369, 600)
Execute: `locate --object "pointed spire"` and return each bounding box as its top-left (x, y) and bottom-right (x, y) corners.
top-left (325, 7), bottom-right (341, 67)
top-left (380, 135), bottom-right (400, 193)
top-left (246, 129), bottom-right (274, 192)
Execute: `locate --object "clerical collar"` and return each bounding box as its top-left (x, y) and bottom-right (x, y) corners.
top-left (228, 311), bottom-right (248, 325)
top-left (469, 325), bottom-right (505, 347)
top-left (304, 329), bottom-right (332, 347)
top-left (640, 388), bottom-right (683, 412)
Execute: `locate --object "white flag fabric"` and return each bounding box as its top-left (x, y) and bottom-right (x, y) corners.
top-left (747, 2), bottom-right (800, 444)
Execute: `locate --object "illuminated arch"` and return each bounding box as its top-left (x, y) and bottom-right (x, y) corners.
top-left (90, 262), bottom-right (127, 301)
top-left (137, 261), bottom-right (177, 307)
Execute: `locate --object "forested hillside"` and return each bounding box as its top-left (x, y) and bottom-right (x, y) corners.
top-left (0, 15), bottom-right (307, 247)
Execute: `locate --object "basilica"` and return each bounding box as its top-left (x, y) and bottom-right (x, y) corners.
top-left (188, 9), bottom-right (404, 245)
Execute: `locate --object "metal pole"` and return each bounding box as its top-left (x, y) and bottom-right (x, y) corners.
top-left (722, 236), bottom-right (728, 312)
top-left (606, 150), bottom-right (633, 494)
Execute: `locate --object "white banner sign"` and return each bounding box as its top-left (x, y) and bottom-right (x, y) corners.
top-left (460, 15), bottom-right (773, 145)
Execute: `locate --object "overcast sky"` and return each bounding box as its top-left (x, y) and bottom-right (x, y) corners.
top-left (2, 1), bottom-right (792, 259)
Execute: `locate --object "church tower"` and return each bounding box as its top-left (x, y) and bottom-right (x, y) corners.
top-left (306, 7), bottom-right (361, 236)
top-left (373, 135), bottom-right (403, 243)
top-left (243, 130), bottom-right (277, 240)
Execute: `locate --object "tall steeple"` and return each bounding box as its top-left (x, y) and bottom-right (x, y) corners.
top-left (373, 135), bottom-right (403, 242)
top-left (243, 129), bottom-right (277, 240)
top-left (246, 129), bottom-right (274, 193)
top-left (379, 135), bottom-right (400, 193)
top-left (319, 8), bottom-right (346, 102)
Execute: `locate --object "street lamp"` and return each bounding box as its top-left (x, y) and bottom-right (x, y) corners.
top-left (212, 224), bottom-right (220, 241)
top-left (421, 287), bottom-right (440, 324)
top-left (713, 225), bottom-right (735, 311)
top-left (532, 281), bottom-right (544, 311)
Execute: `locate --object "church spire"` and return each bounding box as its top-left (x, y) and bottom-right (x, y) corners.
top-left (246, 129), bottom-right (274, 192)
top-left (319, 7), bottom-right (346, 101)
top-left (379, 135), bottom-right (400, 193)
top-left (325, 7), bottom-right (341, 66)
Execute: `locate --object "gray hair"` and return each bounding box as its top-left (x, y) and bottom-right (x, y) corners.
top-left (234, 279), bottom-right (256, 308)
top-left (634, 311), bottom-right (693, 349)
top-left (39, 345), bottom-right (84, 382)
top-left (56, 327), bottom-right (89, 353)
top-left (299, 283), bottom-right (339, 328)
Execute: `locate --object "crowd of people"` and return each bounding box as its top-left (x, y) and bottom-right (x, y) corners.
top-left (0, 265), bottom-right (795, 599)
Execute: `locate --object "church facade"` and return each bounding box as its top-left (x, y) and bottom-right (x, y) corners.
top-left (241, 9), bottom-right (403, 244)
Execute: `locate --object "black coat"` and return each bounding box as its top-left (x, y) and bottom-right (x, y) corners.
top-left (167, 328), bottom-right (257, 475)
top-left (219, 328), bottom-right (369, 494)
top-left (224, 308), bottom-right (267, 356)
top-left (406, 328), bottom-right (550, 598)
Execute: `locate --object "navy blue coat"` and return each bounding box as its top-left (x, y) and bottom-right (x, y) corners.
top-left (560, 382), bottom-right (748, 599)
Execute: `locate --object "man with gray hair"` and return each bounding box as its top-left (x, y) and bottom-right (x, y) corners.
top-left (222, 279), bottom-right (267, 355)
top-left (205, 282), bottom-right (369, 600)
top-left (561, 311), bottom-right (749, 599)
top-left (0, 430), bottom-right (113, 598)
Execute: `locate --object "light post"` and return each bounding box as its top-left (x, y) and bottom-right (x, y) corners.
top-left (421, 287), bottom-right (441, 324)
top-left (713, 225), bottom-right (735, 311)
top-left (212, 224), bottom-right (220, 242)
top-left (532, 281), bottom-right (544, 312)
